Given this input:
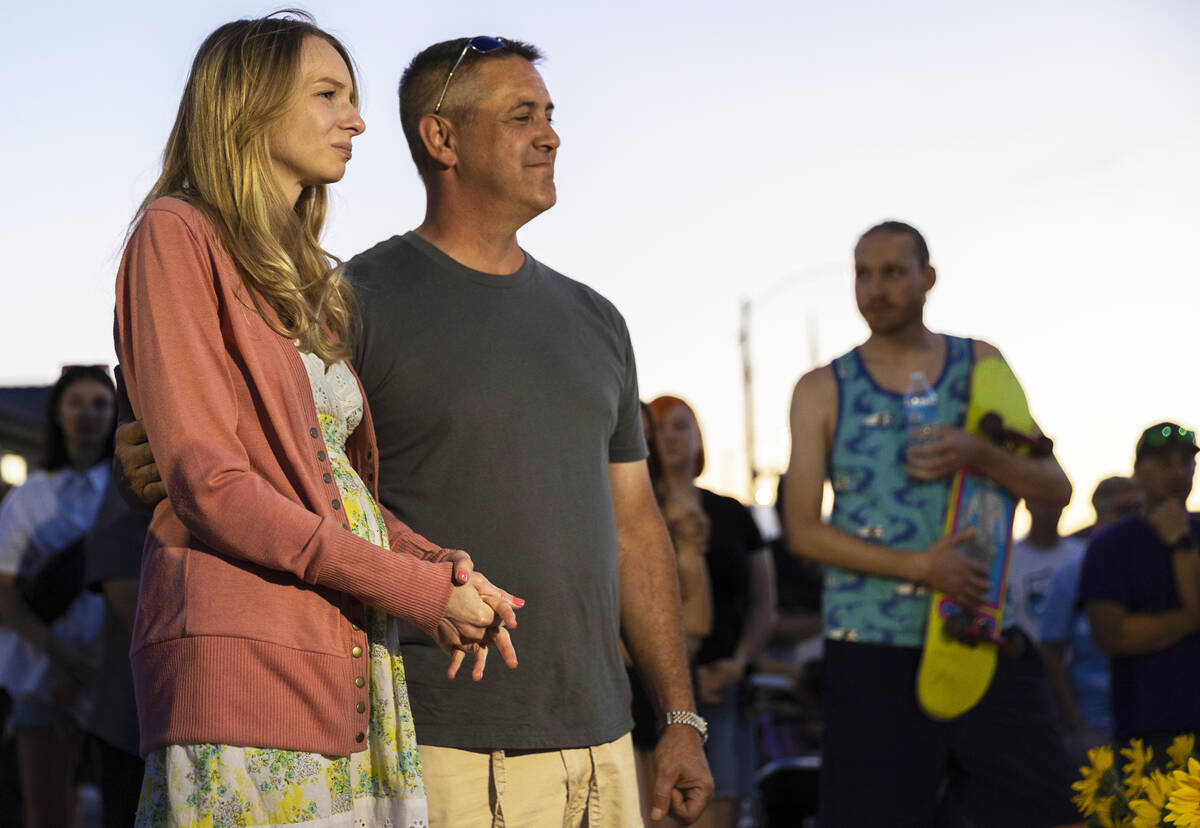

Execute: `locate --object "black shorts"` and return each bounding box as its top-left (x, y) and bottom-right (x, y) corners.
top-left (819, 636), bottom-right (1079, 828)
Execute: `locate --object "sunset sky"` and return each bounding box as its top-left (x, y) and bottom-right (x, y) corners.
top-left (2, 0), bottom-right (1197, 528)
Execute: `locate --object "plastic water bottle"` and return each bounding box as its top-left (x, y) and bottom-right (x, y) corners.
top-left (904, 371), bottom-right (938, 446)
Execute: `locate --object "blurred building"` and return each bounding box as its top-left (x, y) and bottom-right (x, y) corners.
top-left (0, 384), bottom-right (50, 499)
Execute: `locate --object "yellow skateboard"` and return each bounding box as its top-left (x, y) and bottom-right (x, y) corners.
top-left (916, 356), bottom-right (1050, 720)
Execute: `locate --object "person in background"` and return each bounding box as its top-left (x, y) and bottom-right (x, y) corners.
top-left (1080, 424), bottom-right (1200, 755)
top-left (114, 13), bottom-right (515, 825)
top-left (1008, 500), bottom-right (1085, 644)
top-left (651, 394), bottom-right (777, 828)
top-left (0, 365), bottom-right (115, 828)
top-left (628, 402), bottom-right (713, 825)
top-left (1040, 476), bottom-right (1145, 763)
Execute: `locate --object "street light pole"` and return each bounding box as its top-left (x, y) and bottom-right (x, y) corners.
top-left (739, 298), bottom-right (756, 498)
top-left (739, 262), bottom-right (845, 502)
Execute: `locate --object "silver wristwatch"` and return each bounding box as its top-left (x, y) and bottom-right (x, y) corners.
top-left (663, 710), bottom-right (708, 743)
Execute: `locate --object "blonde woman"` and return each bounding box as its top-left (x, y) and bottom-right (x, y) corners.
top-left (114, 13), bottom-right (518, 827)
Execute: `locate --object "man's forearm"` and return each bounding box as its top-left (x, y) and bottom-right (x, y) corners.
top-left (619, 521), bottom-right (697, 713)
top-left (788, 519), bottom-right (922, 582)
top-left (1099, 610), bottom-right (1197, 655)
top-left (972, 441), bottom-right (1071, 507)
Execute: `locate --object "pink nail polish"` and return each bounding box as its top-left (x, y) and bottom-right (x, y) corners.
top-left (455, 569), bottom-right (469, 584)
top-left (512, 597), bottom-right (526, 608)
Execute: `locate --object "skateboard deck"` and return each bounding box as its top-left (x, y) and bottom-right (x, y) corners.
top-left (915, 356), bottom-right (1036, 720)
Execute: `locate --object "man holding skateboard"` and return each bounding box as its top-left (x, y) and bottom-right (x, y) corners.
top-left (783, 220), bottom-right (1080, 826)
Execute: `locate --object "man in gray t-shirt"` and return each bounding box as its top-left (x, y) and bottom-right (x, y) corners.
top-left (367, 38), bottom-right (710, 825)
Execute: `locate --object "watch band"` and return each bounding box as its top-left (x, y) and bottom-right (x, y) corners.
top-left (663, 710), bottom-right (708, 743)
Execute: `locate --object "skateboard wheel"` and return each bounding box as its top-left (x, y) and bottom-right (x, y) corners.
top-left (979, 412), bottom-right (1003, 443)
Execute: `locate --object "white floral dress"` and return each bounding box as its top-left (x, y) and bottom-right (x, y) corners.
top-left (136, 351), bottom-right (429, 828)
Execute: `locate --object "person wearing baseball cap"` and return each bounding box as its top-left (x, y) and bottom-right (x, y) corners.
top-left (1078, 421), bottom-right (1200, 753)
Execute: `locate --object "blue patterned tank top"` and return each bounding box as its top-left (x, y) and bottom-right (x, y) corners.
top-left (824, 335), bottom-right (974, 647)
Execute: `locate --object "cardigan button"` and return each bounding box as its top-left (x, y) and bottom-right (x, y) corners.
top-left (310, 428), bottom-right (319, 438)
top-left (355, 676), bottom-right (365, 688)
top-left (367, 473), bottom-right (374, 482)
top-left (317, 450), bottom-right (327, 461)
top-left (351, 646), bottom-right (362, 658)
top-left (332, 499), bottom-right (342, 510)
top-left (351, 623), bottom-right (361, 631)
top-left (341, 524), bottom-right (349, 530)
top-left (355, 732), bottom-right (365, 743)
top-left (356, 702), bottom-right (366, 714)
top-left (323, 473), bottom-right (332, 483)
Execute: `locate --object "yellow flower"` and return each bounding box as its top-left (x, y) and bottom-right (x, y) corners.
top-left (1166, 757), bottom-right (1200, 828)
top-left (1123, 739), bottom-right (1155, 799)
top-left (1132, 772), bottom-right (1174, 828)
top-left (1169, 734), bottom-right (1197, 771)
top-left (1095, 793), bottom-right (1116, 827)
top-left (1075, 746), bottom-right (1116, 816)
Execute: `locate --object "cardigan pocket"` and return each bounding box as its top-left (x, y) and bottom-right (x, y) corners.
top-left (180, 546), bottom-right (345, 655)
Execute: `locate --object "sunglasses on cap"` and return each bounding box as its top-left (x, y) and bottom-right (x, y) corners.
top-left (433, 36), bottom-right (507, 115)
top-left (1136, 422), bottom-right (1198, 461)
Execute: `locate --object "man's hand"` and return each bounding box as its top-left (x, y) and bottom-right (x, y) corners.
top-left (694, 658), bottom-right (745, 705)
top-left (650, 724), bottom-right (714, 824)
top-left (115, 420), bottom-right (166, 509)
top-left (914, 528), bottom-right (989, 607)
top-left (1148, 499), bottom-right (1191, 547)
top-left (906, 426), bottom-right (981, 480)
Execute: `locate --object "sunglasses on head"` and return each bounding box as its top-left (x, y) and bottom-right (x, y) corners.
top-left (1143, 425), bottom-right (1195, 447)
top-left (433, 36), bottom-right (507, 115)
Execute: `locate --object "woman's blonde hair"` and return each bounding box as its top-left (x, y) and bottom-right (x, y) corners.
top-left (136, 10), bottom-right (358, 363)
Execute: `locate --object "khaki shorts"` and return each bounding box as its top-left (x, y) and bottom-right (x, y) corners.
top-left (419, 732), bottom-right (641, 827)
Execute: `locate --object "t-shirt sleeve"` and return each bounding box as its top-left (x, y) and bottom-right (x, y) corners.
top-left (739, 500), bottom-right (766, 552)
top-left (1038, 556), bottom-right (1080, 643)
top-left (607, 318), bottom-right (648, 463)
top-left (1078, 532), bottom-right (1129, 608)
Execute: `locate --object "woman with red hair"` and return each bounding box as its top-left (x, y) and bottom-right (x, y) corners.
top-left (649, 395), bottom-right (777, 828)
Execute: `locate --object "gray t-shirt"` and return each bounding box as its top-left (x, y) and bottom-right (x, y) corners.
top-left (349, 232), bottom-right (646, 749)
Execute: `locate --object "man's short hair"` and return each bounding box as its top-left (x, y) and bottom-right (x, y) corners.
top-left (857, 220), bottom-right (931, 269)
top-left (398, 37), bottom-right (544, 176)
top-left (1091, 475), bottom-right (1138, 509)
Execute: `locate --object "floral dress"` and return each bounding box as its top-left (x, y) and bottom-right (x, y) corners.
top-left (136, 351), bottom-right (429, 828)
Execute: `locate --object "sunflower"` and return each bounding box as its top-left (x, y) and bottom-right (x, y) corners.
top-left (1166, 757), bottom-right (1200, 828)
top-left (1075, 745), bottom-right (1117, 817)
top-left (1168, 734), bottom-right (1196, 771)
top-left (1123, 739), bottom-right (1155, 799)
top-left (1131, 772), bottom-right (1173, 828)
top-left (1094, 793), bottom-right (1117, 827)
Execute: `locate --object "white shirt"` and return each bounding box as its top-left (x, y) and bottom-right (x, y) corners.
top-left (0, 462), bottom-right (109, 700)
top-left (1007, 535), bottom-right (1085, 644)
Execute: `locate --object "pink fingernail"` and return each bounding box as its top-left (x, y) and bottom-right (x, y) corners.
top-left (512, 597), bottom-right (526, 608)
top-left (455, 569), bottom-right (469, 584)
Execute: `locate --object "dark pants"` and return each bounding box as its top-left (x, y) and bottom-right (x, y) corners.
top-left (819, 636), bottom-right (1079, 828)
top-left (96, 737), bottom-right (144, 828)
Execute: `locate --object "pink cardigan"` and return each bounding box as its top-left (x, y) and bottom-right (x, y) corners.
top-left (115, 197), bottom-right (454, 757)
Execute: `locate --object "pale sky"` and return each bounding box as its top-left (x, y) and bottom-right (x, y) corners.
top-left (1, 0), bottom-right (1197, 529)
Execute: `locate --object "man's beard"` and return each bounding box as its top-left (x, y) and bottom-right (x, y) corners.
top-left (861, 299), bottom-right (922, 335)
